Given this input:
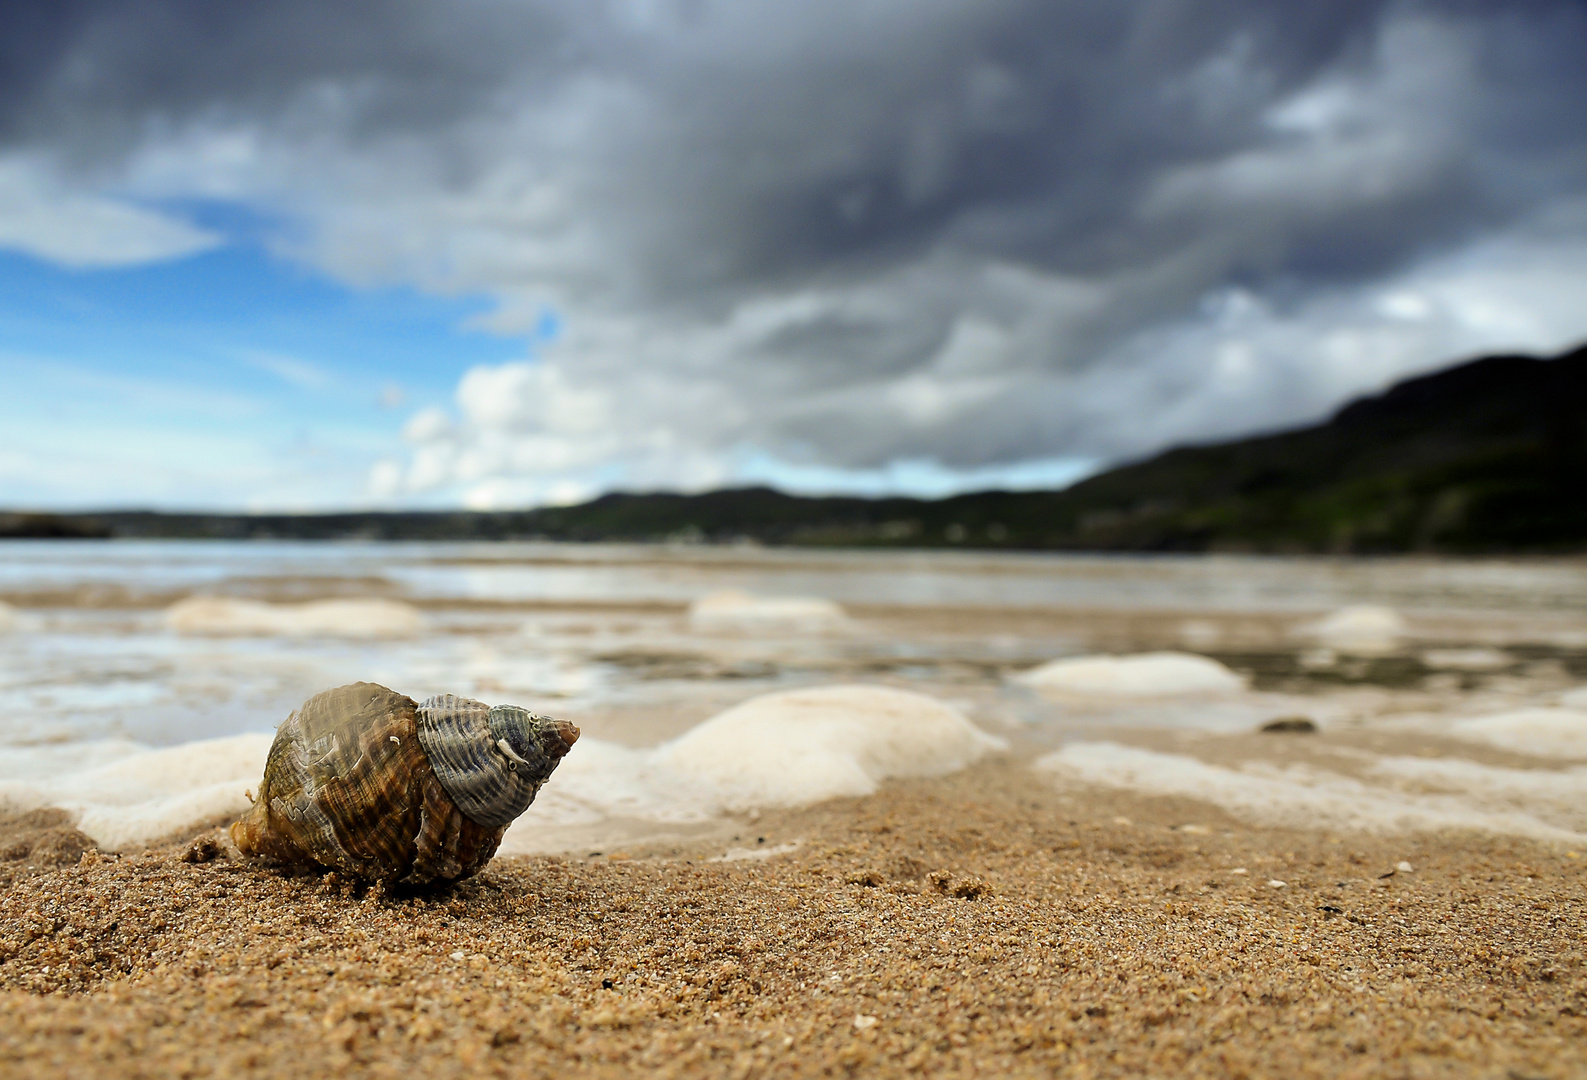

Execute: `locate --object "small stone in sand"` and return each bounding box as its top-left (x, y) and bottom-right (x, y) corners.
top-left (1260, 716), bottom-right (1318, 734)
top-left (179, 835), bottom-right (222, 864)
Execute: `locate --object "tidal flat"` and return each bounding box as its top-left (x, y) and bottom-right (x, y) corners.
top-left (1, 542), bottom-right (1585, 1076)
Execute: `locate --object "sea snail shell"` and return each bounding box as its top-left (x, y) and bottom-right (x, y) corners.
top-left (230, 683), bottom-right (578, 884)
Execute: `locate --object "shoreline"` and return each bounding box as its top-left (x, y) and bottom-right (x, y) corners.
top-left (3, 760), bottom-right (1583, 1078)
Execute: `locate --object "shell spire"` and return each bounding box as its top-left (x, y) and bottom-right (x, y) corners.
top-left (415, 694), bottom-right (579, 829)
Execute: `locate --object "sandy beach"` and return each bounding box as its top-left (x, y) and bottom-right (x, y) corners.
top-left (3, 756), bottom-right (1584, 1079)
top-left (4, 544), bottom-right (1587, 1077)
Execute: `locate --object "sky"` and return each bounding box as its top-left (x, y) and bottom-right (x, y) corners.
top-left (2, 1), bottom-right (1586, 512)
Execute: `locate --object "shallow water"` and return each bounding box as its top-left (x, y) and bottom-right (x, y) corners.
top-left (2, 540), bottom-right (1585, 855)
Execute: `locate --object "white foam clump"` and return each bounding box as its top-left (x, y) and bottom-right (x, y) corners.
top-left (688, 590), bottom-right (848, 633)
top-left (1369, 755), bottom-right (1587, 832)
top-left (652, 684), bottom-right (1005, 809)
top-left (0, 600), bottom-right (18, 633)
top-left (1446, 708), bottom-right (1587, 758)
top-left (0, 733), bottom-right (272, 851)
top-left (502, 685), bottom-right (1006, 853)
top-left (1038, 742), bottom-right (1584, 843)
top-left (508, 738), bottom-right (712, 831)
top-left (1301, 605), bottom-right (1407, 654)
top-left (0, 740), bottom-right (148, 783)
top-left (1422, 648), bottom-right (1509, 671)
top-left (1016, 652), bottom-right (1246, 697)
top-left (166, 596), bottom-right (424, 638)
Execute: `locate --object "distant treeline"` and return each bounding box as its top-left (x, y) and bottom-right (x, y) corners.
top-left (7, 342), bottom-right (1585, 554)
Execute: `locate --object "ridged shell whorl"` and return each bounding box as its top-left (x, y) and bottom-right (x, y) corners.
top-left (230, 682), bottom-right (578, 885)
top-left (416, 694), bottom-right (579, 828)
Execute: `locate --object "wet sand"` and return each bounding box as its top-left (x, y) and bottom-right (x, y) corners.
top-left (3, 760), bottom-right (1584, 1079)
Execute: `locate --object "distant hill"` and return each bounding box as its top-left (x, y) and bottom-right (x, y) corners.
top-left (7, 341), bottom-right (1585, 553)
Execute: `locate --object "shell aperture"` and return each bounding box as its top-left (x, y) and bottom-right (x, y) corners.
top-left (230, 683), bottom-right (578, 884)
top-left (415, 694), bottom-right (580, 829)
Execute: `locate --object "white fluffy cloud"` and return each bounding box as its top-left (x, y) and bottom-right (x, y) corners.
top-left (0, 156), bottom-right (219, 268)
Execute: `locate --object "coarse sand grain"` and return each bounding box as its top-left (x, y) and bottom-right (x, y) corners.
top-left (1, 760), bottom-right (1584, 1079)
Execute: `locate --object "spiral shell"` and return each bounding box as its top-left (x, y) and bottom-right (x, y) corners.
top-left (230, 682), bottom-right (578, 884)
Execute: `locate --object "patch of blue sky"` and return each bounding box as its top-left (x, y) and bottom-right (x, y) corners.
top-left (0, 238), bottom-right (534, 510)
top-left (729, 451), bottom-right (1099, 500)
top-left (0, 244), bottom-right (521, 402)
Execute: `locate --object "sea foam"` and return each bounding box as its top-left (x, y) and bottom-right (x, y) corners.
top-left (501, 684), bottom-right (1007, 852)
top-left (4, 684), bottom-right (1003, 856)
top-left (1038, 742), bottom-right (1584, 842)
top-left (0, 733), bottom-right (273, 851)
top-left (1369, 754), bottom-right (1587, 829)
top-left (165, 596), bottom-right (425, 638)
top-left (1560, 687), bottom-right (1587, 709)
top-left (1016, 652), bottom-right (1246, 697)
top-left (1446, 707), bottom-right (1587, 758)
top-left (1422, 648), bottom-right (1510, 671)
top-left (688, 590), bottom-right (849, 633)
top-left (651, 684), bottom-right (1005, 808)
top-left (1301, 605), bottom-right (1407, 654)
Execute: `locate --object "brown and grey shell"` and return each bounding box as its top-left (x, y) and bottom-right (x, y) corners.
top-left (230, 682), bottom-right (577, 885)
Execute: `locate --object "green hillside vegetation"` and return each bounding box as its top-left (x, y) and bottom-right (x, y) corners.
top-left (1012, 341), bottom-right (1587, 553)
top-left (7, 342), bottom-right (1584, 553)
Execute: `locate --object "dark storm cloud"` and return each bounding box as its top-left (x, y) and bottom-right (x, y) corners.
top-left (12, 1), bottom-right (1576, 284)
top-left (4, 0), bottom-right (1587, 499)
top-left (0, 1), bottom-right (569, 141)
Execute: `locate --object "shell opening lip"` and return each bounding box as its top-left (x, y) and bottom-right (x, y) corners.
top-left (496, 737), bottom-right (530, 766)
